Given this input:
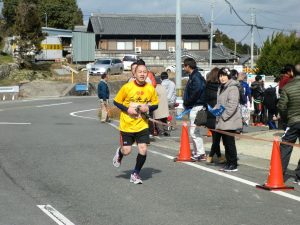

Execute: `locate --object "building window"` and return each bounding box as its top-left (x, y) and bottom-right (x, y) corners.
top-left (150, 41), bottom-right (167, 50)
top-left (183, 41), bottom-right (199, 50)
top-left (117, 41), bottom-right (133, 50)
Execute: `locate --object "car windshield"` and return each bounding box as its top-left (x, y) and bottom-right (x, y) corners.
top-left (95, 59), bottom-right (111, 65)
top-left (123, 56), bottom-right (137, 61)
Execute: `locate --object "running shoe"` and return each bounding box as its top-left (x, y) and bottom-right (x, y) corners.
top-left (112, 147), bottom-right (122, 168)
top-left (293, 178), bottom-right (300, 186)
top-left (191, 154), bottom-right (207, 161)
top-left (130, 173), bottom-right (143, 184)
top-left (224, 164), bottom-right (238, 172)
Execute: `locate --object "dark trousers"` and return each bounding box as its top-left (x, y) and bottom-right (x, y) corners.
top-left (280, 123), bottom-right (300, 179)
top-left (209, 131), bottom-right (221, 157)
top-left (215, 131), bottom-right (237, 166)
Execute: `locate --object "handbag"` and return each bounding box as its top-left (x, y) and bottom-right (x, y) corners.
top-left (194, 108), bottom-right (207, 126)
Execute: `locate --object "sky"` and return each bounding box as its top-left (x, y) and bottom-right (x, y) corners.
top-left (77, 0), bottom-right (300, 47)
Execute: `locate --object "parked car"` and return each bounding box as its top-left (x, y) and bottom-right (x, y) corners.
top-left (165, 64), bottom-right (203, 77)
top-left (89, 58), bottom-right (123, 75)
top-left (122, 54), bottom-right (139, 71)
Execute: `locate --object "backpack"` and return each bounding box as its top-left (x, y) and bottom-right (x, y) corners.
top-left (238, 82), bottom-right (247, 105)
top-left (263, 86), bottom-right (277, 110)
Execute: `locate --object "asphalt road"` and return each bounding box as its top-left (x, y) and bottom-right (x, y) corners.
top-left (0, 97), bottom-right (299, 225)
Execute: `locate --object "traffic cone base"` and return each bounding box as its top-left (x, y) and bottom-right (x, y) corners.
top-left (257, 137), bottom-right (294, 191)
top-left (256, 184), bottom-right (294, 191)
top-left (175, 122), bottom-right (195, 162)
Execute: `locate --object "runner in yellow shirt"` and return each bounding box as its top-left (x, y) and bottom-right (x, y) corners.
top-left (113, 64), bottom-right (159, 184)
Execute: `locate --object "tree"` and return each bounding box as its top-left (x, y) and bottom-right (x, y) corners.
top-left (2, 0), bottom-right (83, 31)
top-left (38, 0), bottom-right (83, 29)
top-left (256, 32), bottom-right (300, 76)
top-left (13, 0), bottom-right (44, 67)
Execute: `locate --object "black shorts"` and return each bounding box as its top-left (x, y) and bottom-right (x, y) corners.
top-left (120, 128), bottom-right (150, 146)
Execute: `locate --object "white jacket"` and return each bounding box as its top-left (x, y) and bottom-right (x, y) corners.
top-left (161, 79), bottom-right (176, 104)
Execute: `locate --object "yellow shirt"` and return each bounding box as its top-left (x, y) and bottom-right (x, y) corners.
top-left (114, 81), bottom-right (159, 132)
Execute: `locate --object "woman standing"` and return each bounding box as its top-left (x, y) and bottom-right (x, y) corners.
top-left (215, 68), bottom-right (242, 172)
top-left (205, 67), bottom-right (226, 164)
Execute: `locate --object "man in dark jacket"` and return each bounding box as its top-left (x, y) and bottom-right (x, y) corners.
top-left (251, 75), bottom-right (265, 126)
top-left (98, 73), bottom-right (110, 122)
top-left (183, 57), bottom-right (206, 161)
top-left (278, 63), bottom-right (300, 185)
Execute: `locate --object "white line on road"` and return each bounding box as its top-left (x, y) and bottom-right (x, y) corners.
top-left (71, 108), bottom-right (300, 203)
top-left (35, 102), bottom-right (73, 108)
top-left (37, 205), bottom-right (75, 225)
top-left (0, 122), bottom-right (31, 125)
top-left (149, 150), bottom-right (300, 203)
top-left (69, 108), bottom-right (98, 120)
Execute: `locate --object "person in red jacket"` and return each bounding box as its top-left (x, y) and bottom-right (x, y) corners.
top-left (279, 64), bottom-right (295, 93)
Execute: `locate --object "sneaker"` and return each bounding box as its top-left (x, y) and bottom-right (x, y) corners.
top-left (192, 154), bottom-right (207, 161)
top-left (112, 147), bottom-right (122, 168)
top-left (224, 164), bottom-right (238, 172)
top-left (293, 178), bottom-right (300, 185)
top-left (206, 156), bottom-right (213, 163)
top-left (218, 156), bottom-right (226, 164)
top-left (130, 173), bottom-right (143, 184)
top-left (219, 163), bottom-right (230, 171)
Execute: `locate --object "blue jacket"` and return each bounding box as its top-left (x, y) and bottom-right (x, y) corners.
top-left (183, 68), bottom-right (206, 109)
top-left (98, 80), bottom-right (109, 101)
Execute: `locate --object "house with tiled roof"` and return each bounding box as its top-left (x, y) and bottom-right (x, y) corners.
top-left (86, 14), bottom-right (238, 66)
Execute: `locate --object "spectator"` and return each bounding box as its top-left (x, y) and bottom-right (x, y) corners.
top-left (215, 67), bottom-right (242, 172)
top-left (230, 69), bottom-right (239, 80)
top-left (160, 71), bottom-right (177, 129)
top-left (205, 67), bottom-right (226, 164)
top-left (251, 75), bottom-right (265, 126)
top-left (153, 76), bottom-right (170, 136)
top-left (183, 57), bottom-right (206, 161)
top-left (279, 64), bottom-right (295, 93)
top-left (237, 72), bottom-right (252, 126)
top-left (97, 73), bottom-right (110, 123)
top-left (278, 63), bottom-right (300, 186)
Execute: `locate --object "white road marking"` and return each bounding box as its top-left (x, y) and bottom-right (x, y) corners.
top-left (35, 102), bottom-right (73, 108)
top-left (37, 205), bottom-right (75, 225)
top-left (70, 108), bottom-right (98, 120)
top-left (149, 150), bottom-right (300, 203)
top-left (71, 108), bottom-right (300, 203)
top-left (0, 122), bottom-right (31, 125)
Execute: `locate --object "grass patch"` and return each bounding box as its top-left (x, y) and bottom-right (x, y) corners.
top-left (0, 53), bottom-right (14, 64)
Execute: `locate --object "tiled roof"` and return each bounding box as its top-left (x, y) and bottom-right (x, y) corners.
top-left (88, 14), bottom-right (210, 35)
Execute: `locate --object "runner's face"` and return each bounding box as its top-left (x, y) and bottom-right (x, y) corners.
top-left (135, 65), bottom-right (147, 83)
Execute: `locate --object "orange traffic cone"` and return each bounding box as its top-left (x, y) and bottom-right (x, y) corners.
top-left (207, 129), bottom-right (212, 137)
top-left (256, 137), bottom-right (294, 191)
top-left (174, 122), bottom-right (195, 162)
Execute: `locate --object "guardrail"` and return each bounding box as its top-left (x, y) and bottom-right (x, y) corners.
top-left (0, 86), bottom-right (19, 101)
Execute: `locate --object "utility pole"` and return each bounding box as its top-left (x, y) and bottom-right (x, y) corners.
top-left (250, 8), bottom-right (255, 70)
top-left (209, 0), bottom-right (215, 71)
top-left (175, 0), bottom-right (182, 98)
top-left (44, 12), bottom-right (48, 27)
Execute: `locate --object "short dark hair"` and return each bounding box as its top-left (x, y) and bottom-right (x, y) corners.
top-left (218, 67), bottom-right (231, 79)
top-left (131, 61), bottom-right (137, 69)
top-left (160, 72), bottom-right (168, 80)
top-left (101, 73), bottom-right (107, 79)
top-left (183, 57), bottom-right (196, 69)
top-left (255, 75), bottom-right (262, 81)
top-left (283, 64), bottom-right (295, 74)
top-left (230, 69), bottom-right (238, 80)
top-left (136, 58), bottom-right (146, 65)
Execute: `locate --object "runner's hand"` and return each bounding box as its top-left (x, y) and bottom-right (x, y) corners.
top-left (128, 107), bottom-right (138, 115)
top-left (139, 104), bottom-right (149, 113)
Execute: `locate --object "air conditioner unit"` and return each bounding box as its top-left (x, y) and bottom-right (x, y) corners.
top-left (168, 47), bottom-right (175, 53)
top-left (135, 47), bottom-right (142, 54)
